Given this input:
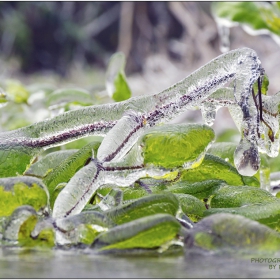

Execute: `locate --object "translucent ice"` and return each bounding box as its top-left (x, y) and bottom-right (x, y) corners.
top-left (234, 138), bottom-right (260, 177)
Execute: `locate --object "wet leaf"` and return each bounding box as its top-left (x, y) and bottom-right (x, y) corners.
top-left (93, 214), bottom-right (181, 250)
top-left (47, 88), bottom-right (94, 107)
top-left (142, 124), bottom-right (215, 169)
top-left (186, 213), bottom-right (280, 253)
top-left (18, 214), bottom-right (55, 248)
top-left (105, 193), bottom-right (179, 225)
top-left (212, 2), bottom-right (280, 37)
top-left (5, 79), bottom-right (30, 104)
top-left (175, 193), bottom-right (206, 222)
top-left (24, 149), bottom-right (78, 178)
top-left (0, 177), bottom-right (49, 216)
top-left (204, 186), bottom-right (280, 230)
top-left (106, 52), bottom-right (131, 102)
top-left (207, 142), bottom-right (268, 187)
top-left (209, 185), bottom-right (278, 208)
top-left (180, 154), bottom-right (259, 187)
top-left (0, 148), bottom-right (36, 177)
top-left (167, 180), bottom-right (224, 200)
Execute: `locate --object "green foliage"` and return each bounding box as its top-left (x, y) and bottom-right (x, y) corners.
top-left (212, 2), bottom-right (280, 39)
top-left (93, 214), bottom-right (181, 250)
top-left (25, 150), bottom-right (78, 178)
top-left (180, 154), bottom-right (259, 187)
top-left (188, 213), bottom-right (280, 253)
top-left (0, 178), bottom-right (48, 216)
top-left (105, 52), bottom-right (131, 102)
top-left (5, 79), bottom-right (30, 104)
top-left (175, 193), bottom-right (205, 222)
top-left (18, 215), bottom-right (55, 248)
top-left (0, 149), bottom-right (36, 177)
top-left (1, 49), bottom-right (280, 255)
top-left (142, 124), bottom-right (215, 169)
top-left (105, 193), bottom-right (179, 225)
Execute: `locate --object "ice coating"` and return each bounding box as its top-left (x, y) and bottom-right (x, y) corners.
top-left (3, 206), bottom-right (37, 243)
top-left (0, 48), bottom-right (262, 153)
top-left (204, 86), bottom-right (280, 176)
top-left (105, 52), bottom-right (126, 98)
top-left (234, 138), bottom-right (260, 177)
top-left (97, 111), bottom-right (146, 163)
top-left (52, 160), bottom-right (102, 218)
top-left (2, 47), bottom-right (278, 218)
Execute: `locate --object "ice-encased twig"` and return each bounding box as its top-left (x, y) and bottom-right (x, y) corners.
top-left (0, 48), bottom-right (265, 158)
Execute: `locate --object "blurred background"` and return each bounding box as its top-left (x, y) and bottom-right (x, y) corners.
top-left (0, 1), bottom-right (280, 135)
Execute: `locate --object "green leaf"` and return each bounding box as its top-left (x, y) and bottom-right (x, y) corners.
top-left (187, 213), bottom-right (280, 253)
top-left (253, 73), bottom-right (269, 96)
top-left (175, 193), bottom-right (206, 222)
top-left (2, 205), bottom-right (37, 243)
top-left (43, 140), bottom-right (102, 207)
top-left (5, 79), bottom-right (30, 104)
top-left (93, 214), bottom-right (181, 250)
top-left (18, 214), bottom-right (55, 248)
top-left (212, 2), bottom-right (280, 37)
top-left (207, 142), bottom-right (267, 186)
top-left (53, 211), bottom-right (114, 245)
top-left (47, 88), bottom-right (94, 107)
top-left (204, 186), bottom-right (280, 230)
top-left (62, 136), bottom-right (103, 150)
top-left (0, 88), bottom-right (8, 108)
top-left (180, 154), bottom-right (259, 187)
top-left (24, 149), bottom-right (78, 178)
top-left (208, 185), bottom-right (278, 209)
top-left (0, 148), bottom-right (36, 177)
top-left (167, 180), bottom-right (225, 200)
top-left (142, 124), bottom-right (215, 169)
top-left (105, 52), bottom-right (131, 102)
top-left (105, 193), bottom-right (179, 225)
top-left (0, 177), bottom-right (49, 216)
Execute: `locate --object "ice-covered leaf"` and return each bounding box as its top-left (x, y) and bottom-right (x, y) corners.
top-left (24, 149), bottom-right (78, 178)
top-left (141, 124), bottom-right (215, 169)
top-left (175, 193), bottom-right (206, 222)
top-left (2, 205), bottom-right (37, 244)
top-left (180, 154), bottom-right (260, 187)
top-left (209, 185), bottom-right (277, 209)
top-left (44, 141), bottom-right (101, 207)
top-left (92, 214), bottom-right (181, 250)
top-left (207, 142), bottom-right (269, 189)
top-left (204, 185), bottom-right (280, 230)
top-left (212, 2), bottom-right (280, 40)
top-left (105, 193), bottom-right (179, 225)
top-left (53, 211), bottom-right (114, 245)
top-left (47, 88), bottom-right (94, 107)
top-left (5, 79), bottom-right (30, 104)
top-left (105, 52), bottom-right (131, 102)
top-left (0, 147), bottom-right (37, 177)
top-left (18, 213), bottom-right (54, 248)
top-left (167, 180), bottom-right (225, 200)
top-left (0, 177), bottom-right (49, 217)
top-left (186, 213), bottom-right (280, 253)
top-left (253, 73), bottom-right (269, 96)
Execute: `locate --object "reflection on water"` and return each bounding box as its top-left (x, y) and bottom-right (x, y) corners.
top-left (0, 247), bottom-right (280, 278)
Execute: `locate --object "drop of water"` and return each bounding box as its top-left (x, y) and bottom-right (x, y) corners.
top-left (234, 139), bottom-right (260, 176)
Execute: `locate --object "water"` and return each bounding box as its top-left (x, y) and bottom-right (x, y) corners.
top-left (0, 247), bottom-right (280, 278)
